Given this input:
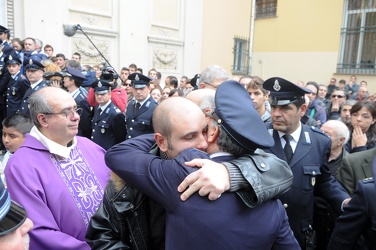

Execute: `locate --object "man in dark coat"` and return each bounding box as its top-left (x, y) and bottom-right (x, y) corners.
top-left (18, 58), bottom-right (47, 115)
top-left (105, 81), bottom-right (300, 249)
top-left (263, 77), bottom-right (350, 249)
top-left (63, 66), bottom-right (92, 138)
top-left (90, 80), bottom-right (126, 150)
top-left (125, 73), bottom-right (157, 139)
top-left (328, 155), bottom-right (376, 249)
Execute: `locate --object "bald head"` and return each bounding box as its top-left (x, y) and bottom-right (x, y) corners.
top-left (153, 97), bottom-right (205, 138)
top-left (29, 87), bottom-right (76, 126)
top-left (186, 89), bottom-right (215, 112)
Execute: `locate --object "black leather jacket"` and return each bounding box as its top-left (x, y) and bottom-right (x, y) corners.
top-left (86, 172), bottom-right (165, 250)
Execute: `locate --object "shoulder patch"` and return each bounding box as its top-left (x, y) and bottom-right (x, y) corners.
top-left (21, 75), bottom-right (26, 79)
top-left (362, 177), bottom-right (373, 183)
top-left (310, 126), bottom-right (329, 138)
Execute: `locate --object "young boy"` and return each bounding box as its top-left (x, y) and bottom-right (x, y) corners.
top-left (1, 114), bottom-right (33, 186)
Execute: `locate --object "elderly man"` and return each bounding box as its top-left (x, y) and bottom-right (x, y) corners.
top-left (199, 65), bottom-right (229, 90)
top-left (106, 81), bottom-right (299, 249)
top-left (313, 120), bottom-right (350, 249)
top-left (0, 179), bottom-right (33, 250)
top-left (5, 87), bottom-right (109, 249)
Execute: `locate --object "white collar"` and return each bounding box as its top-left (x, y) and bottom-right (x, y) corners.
top-left (278, 122), bottom-right (302, 143)
top-left (29, 126), bottom-right (77, 158)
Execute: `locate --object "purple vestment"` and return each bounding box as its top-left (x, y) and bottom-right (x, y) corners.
top-left (5, 135), bottom-right (110, 250)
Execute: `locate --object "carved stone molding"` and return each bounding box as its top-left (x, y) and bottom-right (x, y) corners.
top-left (73, 39), bottom-right (110, 64)
top-left (152, 47), bottom-right (178, 70)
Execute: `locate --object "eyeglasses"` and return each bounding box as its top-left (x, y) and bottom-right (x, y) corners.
top-left (43, 108), bottom-right (83, 119)
top-left (331, 95), bottom-right (344, 98)
top-left (122, 83), bottom-right (132, 87)
top-left (204, 82), bottom-right (219, 89)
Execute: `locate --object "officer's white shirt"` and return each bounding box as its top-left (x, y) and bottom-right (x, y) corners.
top-left (278, 122), bottom-right (302, 153)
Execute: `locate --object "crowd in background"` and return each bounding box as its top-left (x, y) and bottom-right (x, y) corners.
top-left (1, 25), bottom-right (376, 250)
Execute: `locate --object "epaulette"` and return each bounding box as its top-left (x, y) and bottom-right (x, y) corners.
top-left (309, 126), bottom-right (329, 138)
top-left (362, 177), bottom-right (373, 183)
top-left (114, 107), bottom-right (121, 113)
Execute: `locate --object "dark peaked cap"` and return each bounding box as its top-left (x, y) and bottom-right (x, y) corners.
top-left (66, 66), bottom-right (86, 82)
top-left (23, 58), bottom-right (44, 71)
top-left (91, 79), bottom-right (111, 94)
top-left (212, 80), bottom-right (274, 150)
top-left (263, 77), bottom-right (311, 106)
top-left (0, 25), bottom-right (9, 33)
top-left (4, 52), bottom-right (22, 65)
top-left (128, 73), bottom-right (152, 89)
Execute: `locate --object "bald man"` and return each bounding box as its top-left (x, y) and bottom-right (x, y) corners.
top-left (5, 87), bottom-right (109, 249)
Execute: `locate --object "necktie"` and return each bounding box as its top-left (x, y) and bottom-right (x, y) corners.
top-left (97, 107), bottom-right (102, 116)
top-left (134, 102), bottom-right (141, 115)
top-left (283, 134), bottom-right (293, 163)
top-left (135, 102), bottom-right (141, 109)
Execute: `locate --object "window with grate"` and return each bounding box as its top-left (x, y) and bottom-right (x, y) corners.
top-left (338, 0), bottom-right (376, 74)
top-left (256, 0), bottom-right (277, 19)
top-left (232, 37), bottom-right (249, 75)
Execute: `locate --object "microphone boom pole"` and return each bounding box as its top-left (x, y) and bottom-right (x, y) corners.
top-left (65, 24), bottom-right (115, 71)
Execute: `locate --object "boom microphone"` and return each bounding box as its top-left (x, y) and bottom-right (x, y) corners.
top-left (63, 24), bottom-right (78, 37)
top-left (62, 23), bottom-right (116, 73)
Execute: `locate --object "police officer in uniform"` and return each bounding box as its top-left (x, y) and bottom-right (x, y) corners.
top-left (63, 66), bottom-right (92, 139)
top-left (0, 26), bottom-right (16, 150)
top-left (91, 80), bottom-right (126, 150)
top-left (4, 53), bottom-right (30, 116)
top-left (328, 169), bottom-right (376, 249)
top-left (262, 77), bottom-right (350, 249)
top-left (125, 73), bottom-right (157, 139)
top-left (18, 58), bottom-right (47, 115)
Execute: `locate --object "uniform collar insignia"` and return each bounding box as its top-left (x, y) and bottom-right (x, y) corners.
top-left (273, 79), bottom-right (281, 91)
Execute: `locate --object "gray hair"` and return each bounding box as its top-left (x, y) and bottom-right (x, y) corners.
top-left (35, 38), bottom-right (43, 49)
top-left (200, 65), bottom-right (228, 85)
top-left (324, 120), bottom-right (350, 145)
top-left (29, 90), bottom-right (53, 127)
top-left (66, 60), bottom-right (81, 70)
top-left (199, 94), bottom-right (215, 112)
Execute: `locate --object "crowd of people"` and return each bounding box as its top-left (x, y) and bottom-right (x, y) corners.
top-left (1, 25), bottom-right (376, 250)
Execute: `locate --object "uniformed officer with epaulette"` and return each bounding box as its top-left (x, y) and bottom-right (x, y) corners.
top-left (125, 73), bottom-right (158, 139)
top-left (328, 174), bottom-right (376, 249)
top-left (91, 79), bottom-right (126, 150)
top-left (63, 66), bottom-right (92, 139)
top-left (4, 53), bottom-right (30, 116)
top-left (262, 77), bottom-right (350, 249)
top-left (18, 58), bottom-right (47, 115)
